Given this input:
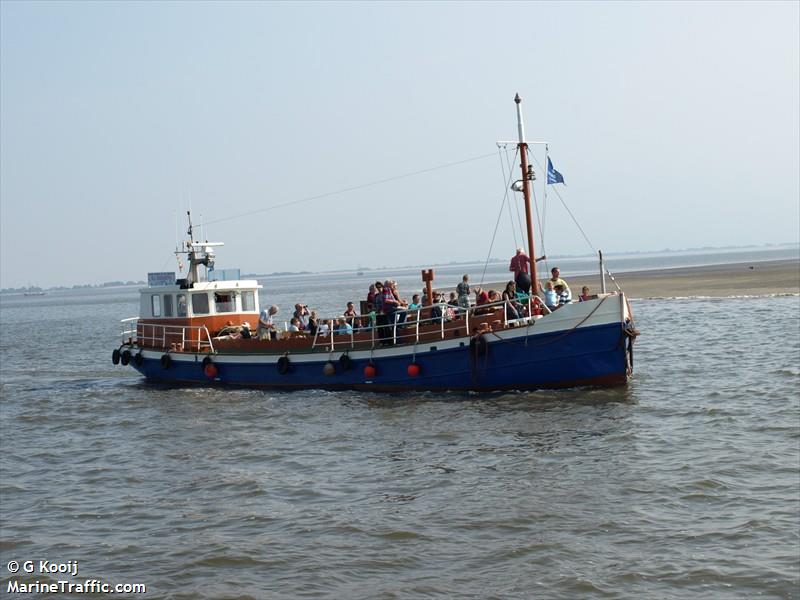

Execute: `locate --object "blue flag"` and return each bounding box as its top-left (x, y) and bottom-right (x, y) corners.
top-left (547, 157), bottom-right (565, 185)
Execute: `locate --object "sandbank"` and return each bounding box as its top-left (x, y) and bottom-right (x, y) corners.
top-left (485, 259), bottom-right (800, 300)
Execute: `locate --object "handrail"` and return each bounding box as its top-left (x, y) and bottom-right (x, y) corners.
top-left (121, 319), bottom-right (215, 353)
top-left (306, 296), bottom-right (558, 351)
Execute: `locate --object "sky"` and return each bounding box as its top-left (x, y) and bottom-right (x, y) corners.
top-left (1, 1), bottom-right (798, 288)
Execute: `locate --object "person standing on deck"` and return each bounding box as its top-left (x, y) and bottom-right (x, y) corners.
top-left (456, 274), bottom-right (471, 310)
top-left (509, 248), bottom-right (546, 295)
top-left (548, 267), bottom-right (571, 300)
top-left (257, 305), bottom-right (279, 340)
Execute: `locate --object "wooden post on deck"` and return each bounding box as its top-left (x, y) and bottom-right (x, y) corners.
top-left (421, 269), bottom-right (435, 306)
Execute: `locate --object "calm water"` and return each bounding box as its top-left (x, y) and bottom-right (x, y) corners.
top-left (1, 260), bottom-right (799, 598)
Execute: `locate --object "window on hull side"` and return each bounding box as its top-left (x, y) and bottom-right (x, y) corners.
top-left (192, 293), bottom-right (209, 315)
top-left (151, 295), bottom-right (161, 317)
top-left (163, 294), bottom-right (173, 317)
top-left (214, 292), bottom-right (234, 313)
top-left (241, 291), bottom-right (255, 312)
top-left (177, 294), bottom-right (187, 317)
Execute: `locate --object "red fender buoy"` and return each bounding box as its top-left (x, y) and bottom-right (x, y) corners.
top-left (407, 363), bottom-right (420, 377)
top-left (364, 364), bottom-right (377, 378)
top-left (203, 363), bottom-right (218, 378)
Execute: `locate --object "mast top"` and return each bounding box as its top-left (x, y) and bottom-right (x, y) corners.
top-left (515, 94), bottom-right (526, 145)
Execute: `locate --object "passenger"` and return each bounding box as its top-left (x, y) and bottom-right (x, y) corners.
top-left (257, 305), bottom-right (279, 340)
top-left (430, 291), bottom-right (443, 321)
top-left (240, 322), bottom-right (252, 339)
top-left (456, 274), bottom-right (471, 310)
top-left (488, 290), bottom-right (501, 303)
top-left (293, 304), bottom-right (310, 330)
top-left (366, 284), bottom-right (378, 311)
top-left (217, 320), bottom-right (240, 337)
top-left (288, 317), bottom-right (301, 332)
top-left (474, 287), bottom-right (490, 306)
top-left (343, 301), bottom-right (358, 326)
top-left (549, 267), bottom-right (571, 300)
top-left (448, 292), bottom-right (459, 307)
top-left (385, 280), bottom-right (408, 327)
top-left (318, 319), bottom-right (331, 336)
top-left (408, 294), bottom-right (422, 310)
top-left (543, 281), bottom-right (559, 311)
top-left (502, 281), bottom-right (524, 320)
top-left (335, 316), bottom-right (353, 336)
top-left (374, 282), bottom-right (388, 343)
top-left (578, 286), bottom-right (592, 302)
top-left (307, 310), bottom-right (319, 336)
top-left (509, 247), bottom-right (546, 295)
top-left (373, 282), bottom-right (384, 313)
top-left (555, 284), bottom-right (571, 307)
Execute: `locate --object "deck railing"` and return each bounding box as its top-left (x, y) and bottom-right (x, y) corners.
top-left (309, 295), bottom-right (552, 351)
top-left (120, 318), bottom-right (215, 353)
top-left (119, 294), bottom-right (558, 355)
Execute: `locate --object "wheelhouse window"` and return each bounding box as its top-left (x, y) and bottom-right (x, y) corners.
top-left (151, 294), bottom-right (162, 317)
top-left (177, 294), bottom-right (187, 317)
top-left (241, 291), bottom-right (256, 312)
top-left (214, 292), bottom-right (234, 313)
top-left (163, 294), bottom-right (173, 317)
top-left (191, 293), bottom-right (210, 315)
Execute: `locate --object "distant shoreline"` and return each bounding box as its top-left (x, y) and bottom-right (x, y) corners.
top-left (2, 255), bottom-right (798, 299)
top-left (480, 258), bottom-right (800, 299)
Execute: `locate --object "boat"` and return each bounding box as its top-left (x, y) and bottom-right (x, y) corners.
top-left (112, 95), bottom-right (639, 391)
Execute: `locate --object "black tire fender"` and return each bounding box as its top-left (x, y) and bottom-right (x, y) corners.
top-left (339, 353), bottom-right (352, 371)
top-left (277, 355), bottom-right (290, 375)
top-left (120, 349), bottom-right (131, 366)
top-left (160, 354), bottom-right (172, 369)
top-left (112, 348), bottom-right (121, 365)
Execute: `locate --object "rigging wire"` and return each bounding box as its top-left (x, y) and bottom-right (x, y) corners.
top-left (499, 145), bottom-right (523, 245)
top-left (505, 147), bottom-right (527, 248)
top-left (203, 151), bottom-right (498, 227)
top-left (497, 146), bottom-right (518, 250)
top-left (528, 153), bottom-right (596, 253)
top-left (480, 147), bottom-right (520, 285)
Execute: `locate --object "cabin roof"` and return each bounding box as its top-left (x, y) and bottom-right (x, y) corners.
top-left (139, 280), bottom-right (262, 293)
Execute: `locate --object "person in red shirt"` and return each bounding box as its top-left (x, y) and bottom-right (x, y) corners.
top-left (509, 247), bottom-right (546, 295)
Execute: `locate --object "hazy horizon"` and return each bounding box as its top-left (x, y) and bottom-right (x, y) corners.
top-left (2, 1), bottom-right (798, 289)
top-left (3, 241), bottom-right (797, 292)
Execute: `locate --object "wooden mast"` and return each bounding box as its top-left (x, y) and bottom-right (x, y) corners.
top-left (515, 93), bottom-right (538, 290)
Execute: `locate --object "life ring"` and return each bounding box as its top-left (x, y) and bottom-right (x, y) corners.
top-left (160, 354), bottom-right (172, 369)
top-left (277, 355), bottom-right (290, 375)
top-left (120, 349), bottom-right (131, 366)
top-left (133, 352), bottom-right (144, 366)
top-left (112, 348), bottom-right (121, 365)
top-left (339, 353), bottom-right (352, 371)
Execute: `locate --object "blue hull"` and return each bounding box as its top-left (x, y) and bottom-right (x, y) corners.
top-left (130, 321), bottom-right (630, 391)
